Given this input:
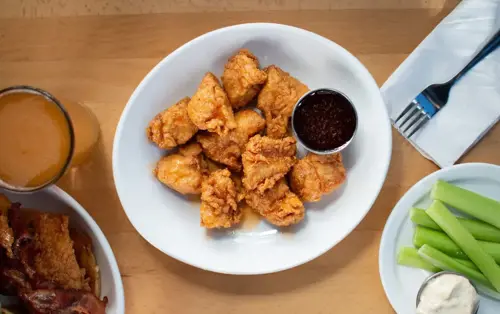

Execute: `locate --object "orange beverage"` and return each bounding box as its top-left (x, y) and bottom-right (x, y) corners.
top-left (0, 86), bottom-right (99, 191)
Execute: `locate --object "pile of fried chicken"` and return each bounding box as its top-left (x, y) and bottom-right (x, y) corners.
top-left (147, 49), bottom-right (347, 229)
top-left (0, 194), bottom-right (106, 314)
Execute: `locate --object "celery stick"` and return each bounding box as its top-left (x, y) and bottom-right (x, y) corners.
top-left (456, 258), bottom-right (479, 271)
top-left (411, 208), bottom-right (440, 228)
top-left (413, 226), bottom-right (500, 263)
top-left (426, 200), bottom-right (500, 291)
top-left (397, 247), bottom-right (440, 272)
top-left (397, 246), bottom-right (478, 271)
top-left (431, 180), bottom-right (500, 229)
top-left (411, 207), bottom-right (500, 243)
top-left (418, 244), bottom-right (492, 288)
top-left (413, 226), bottom-right (468, 259)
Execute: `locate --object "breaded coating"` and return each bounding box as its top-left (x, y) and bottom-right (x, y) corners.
top-left (154, 142), bottom-right (206, 195)
top-left (290, 153), bottom-right (346, 202)
top-left (187, 73), bottom-right (236, 136)
top-left (34, 213), bottom-right (87, 291)
top-left (71, 229), bottom-right (100, 296)
top-left (197, 109), bottom-right (265, 171)
top-left (222, 49), bottom-right (268, 109)
top-left (246, 179), bottom-right (304, 226)
top-left (0, 194), bottom-right (14, 258)
top-left (200, 169), bottom-right (241, 229)
top-left (257, 65), bottom-right (309, 138)
top-left (230, 173), bottom-right (246, 203)
top-left (147, 97), bottom-right (198, 149)
top-left (242, 135), bottom-right (296, 193)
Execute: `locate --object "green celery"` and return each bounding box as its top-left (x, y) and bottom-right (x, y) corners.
top-left (397, 246), bottom-right (478, 271)
top-left (410, 207), bottom-right (500, 243)
top-left (414, 226), bottom-right (467, 259)
top-left (397, 247), bottom-right (440, 272)
top-left (413, 226), bottom-right (500, 263)
top-left (456, 258), bottom-right (479, 271)
top-left (431, 180), bottom-right (500, 229)
top-left (418, 244), bottom-right (492, 288)
top-left (426, 200), bottom-right (500, 291)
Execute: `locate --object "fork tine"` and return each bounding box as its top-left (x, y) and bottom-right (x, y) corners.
top-left (400, 110), bottom-right (425, 134)
top-left (398, 107), bottom-right (419, 129)
top-left (394, 102), bottom-right (415, 124)
top-left (402, 111), bottom-right (426, 134)
top-left (406, 115), bottom-right (430, 138)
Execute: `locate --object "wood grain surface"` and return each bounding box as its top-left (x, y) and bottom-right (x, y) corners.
top-left (3, 0), bottom-right (499, 313)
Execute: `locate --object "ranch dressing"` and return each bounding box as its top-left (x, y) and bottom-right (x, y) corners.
top-left (417, 274), bottom-right (477, 314)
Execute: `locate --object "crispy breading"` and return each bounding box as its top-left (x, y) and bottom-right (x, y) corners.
top-left (34, 213), bottom-right (87, 291)
top-left (187, 72), bottom-right (236, 136)
top-left (290, 153), bottom-right (346, 202)
top-left (71, 229), bottom-right (100, 296)
top-left (257, 65), bottom-right (309, 138)
top-left (242, 135), bottom-right (297, 193)
top-left (154, 142), bottom-right (206, 195)
top-left (197, 109), bottom-right (265, 171)
top-left (222, 49), bottom-right (267, 109)
top-left (245, 179), bottom-right (304, 226)
top-left (0, 194), bottom-right (14, 258)
top-left (200, 169), bottom-right (241, 228)
top-left (147, 97), bottom-right (198, 149)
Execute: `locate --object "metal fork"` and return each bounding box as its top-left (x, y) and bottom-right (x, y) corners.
top-left (395, 28), bottom-right (500, 138)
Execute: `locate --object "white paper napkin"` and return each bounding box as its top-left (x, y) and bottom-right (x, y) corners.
top-left (381, 0), bottom-right (500, 168)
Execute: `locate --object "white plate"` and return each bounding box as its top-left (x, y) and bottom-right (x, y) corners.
top-left (379, 163), bottom-right (500, 314)
top-left (113, 23), bottom-right (392, 274)
top-left (0, 187), bottom-right (124, 314)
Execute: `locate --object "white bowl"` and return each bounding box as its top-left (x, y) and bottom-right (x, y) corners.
top-left (0, 186), bottom-right (125, 313)
top-left (113, 23), bottom-right (392, 274)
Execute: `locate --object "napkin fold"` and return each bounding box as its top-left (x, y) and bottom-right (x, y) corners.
top-left (381, 0), bottom-right (500, 168)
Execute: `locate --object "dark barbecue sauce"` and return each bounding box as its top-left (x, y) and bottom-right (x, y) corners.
top-left (293, 89), bottom-right (357, 151)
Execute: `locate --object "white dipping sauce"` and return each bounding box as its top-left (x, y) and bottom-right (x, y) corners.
top-left (417, 274), bottom-right (477, 314)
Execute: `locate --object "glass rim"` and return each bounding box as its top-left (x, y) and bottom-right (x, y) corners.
top-left (0, 85), bottom-right (75, 192)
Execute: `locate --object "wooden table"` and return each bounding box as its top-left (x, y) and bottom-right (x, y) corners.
top-left (1, 0), bottom-right (499, 313)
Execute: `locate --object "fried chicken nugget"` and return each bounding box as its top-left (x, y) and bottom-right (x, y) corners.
top-left (257, 65), bottom-right (309, 138)
top-left (290, 153), bottom-right (346, 202)
top-left (34, 213), bottom-right (87, 291)
top-left (242, 135), bottom-right (296, 193)
top-left (222, 49), bottom-right (267, 109)
top-left (245, 179), bottom-right (304, 226)
top-left (200, 169), bottom-right (242, 229)
top-left (71, 229), bottom-right (100, 297)
top-left (147, 97), bottom-right (198, 149)
top-left (154, 142), bottom-right (206, 195)
top-left (0, 194), bottom-right (14, 258)
top-left (197, 109), bottom-right (265, 171)
top-left (187, 73), bottom-right (236, 136)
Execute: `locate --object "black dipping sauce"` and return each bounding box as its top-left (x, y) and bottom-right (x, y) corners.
top-left (293, 89), bottom-right (357, 151)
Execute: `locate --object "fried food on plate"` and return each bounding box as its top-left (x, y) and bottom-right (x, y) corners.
top-left (34, 213), bottom-right (88, 291)
top-left (245, 179), bottom-right (304, 226)
top-left (197, 109), bottom-right (265, 171)
top-left (0, 194), bottom-right (14, 258)
top-left (290, 153), bottom-right (346, 202)
top-left (257, 65), bottom-right (309, 138)
top-left (147, 97), bottom-right (198, 149)
top-left (242, 135), bottom-right (297, 193)
top-left (200, 169), bottom-right (242, 229)
top-left (222, 49), bottom-right (267, 109)
top-left (231, 173), bottom-right (246, 203)
top-left (21, 289), bottom-right (107, 314)
top-left (154, 142), bottom-right (206, 195)
top-left (187, 72), bottom-right (236, 135)
top-left (71, 229), bottom-right (100, 297)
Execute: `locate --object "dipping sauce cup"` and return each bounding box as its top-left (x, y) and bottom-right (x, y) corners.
top-left (291, 88), bottom-right (358, 154)
top-left (0, 86), bottom-right (100, 192)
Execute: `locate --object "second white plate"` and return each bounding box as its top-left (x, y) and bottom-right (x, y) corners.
top-left (379, 163), bottom-right (500, 314)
